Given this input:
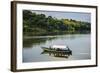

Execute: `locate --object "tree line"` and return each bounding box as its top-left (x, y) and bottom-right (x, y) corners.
top-left (23, 10), bottom-right (91, 36)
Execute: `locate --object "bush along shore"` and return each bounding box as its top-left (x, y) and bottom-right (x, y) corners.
top-left (23, 10), bottom-right (91, 36)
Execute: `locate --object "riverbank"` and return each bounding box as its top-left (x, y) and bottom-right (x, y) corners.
top-left (23, 31), bottom-right (90, 36)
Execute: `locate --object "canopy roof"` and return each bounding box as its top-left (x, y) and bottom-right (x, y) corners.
top-left (51, 45), bottom-right (67, 49)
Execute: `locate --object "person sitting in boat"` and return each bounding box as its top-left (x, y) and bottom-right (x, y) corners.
top-left (57, 48), bottom-right (64, 51)
top-left (49, 46), bottom-right (52, 50)
top-left (67, 46), bottom-right (70, 51)
top-left (57, 48), bottom-right (61, 51)
top-left (53, 48), bottom-right (56, 51)
top-left (67, 46), bottom-right (72, 55)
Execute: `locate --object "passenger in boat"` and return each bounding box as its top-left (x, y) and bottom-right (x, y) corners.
top-left (49, 46), bottom-right (51, 48)
top-left (67, 46), bottom-right (70, 51)
top-left (49, 47), bottom-right (52, 50)
top-left (57, 48), bottom-right (60, 51)
top-left (57, 48), bottom-right (63, 51)
top-left (54, 48), bottom-right (56, 51)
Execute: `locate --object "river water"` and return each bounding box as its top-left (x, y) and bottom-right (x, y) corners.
top-left (23, 34), bottom-right (91, 62)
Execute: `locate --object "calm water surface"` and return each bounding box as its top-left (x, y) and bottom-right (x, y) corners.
top-left (23, 34), bottom-right (91, 62)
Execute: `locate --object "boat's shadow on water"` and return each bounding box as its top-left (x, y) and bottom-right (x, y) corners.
top-left (41, 51), bottom-right (72, 59)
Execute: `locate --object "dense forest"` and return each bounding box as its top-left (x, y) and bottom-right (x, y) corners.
top-left (23, 10), bottom-right (91, 36)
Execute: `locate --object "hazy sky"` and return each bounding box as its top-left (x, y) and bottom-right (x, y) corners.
top-left (31, 10), bottom-right (91, 22)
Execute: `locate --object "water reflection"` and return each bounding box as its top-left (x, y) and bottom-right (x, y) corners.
top-left (41, 51), bottom-right (72, 58)
top-left (23, 34), bottom-right (91, 62)
top-left (23, 34), bottom-right (87, 48)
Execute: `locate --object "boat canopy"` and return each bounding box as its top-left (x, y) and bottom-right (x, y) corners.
top-left (51, 45), bottom-right (67, 49)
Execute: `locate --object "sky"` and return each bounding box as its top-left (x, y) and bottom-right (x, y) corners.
top-left (31, 10), bottom-right (91, 23)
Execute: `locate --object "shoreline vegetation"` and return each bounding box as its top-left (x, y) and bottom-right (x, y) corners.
top-left (23, 10), bottom-right (91, 36)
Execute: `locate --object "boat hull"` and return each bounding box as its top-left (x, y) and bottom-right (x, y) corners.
top-left (41, 47), bottom-right (72, 56)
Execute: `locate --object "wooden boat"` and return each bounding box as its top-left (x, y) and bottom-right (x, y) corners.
top-left (41, 45), bottom-right (72, 56)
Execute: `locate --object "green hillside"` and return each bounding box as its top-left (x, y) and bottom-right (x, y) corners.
top-left (23, 10), bottom-right (91, 36)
